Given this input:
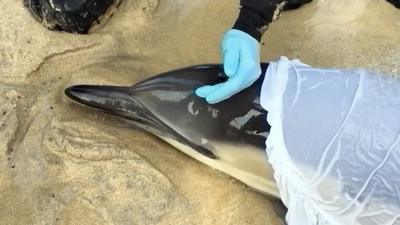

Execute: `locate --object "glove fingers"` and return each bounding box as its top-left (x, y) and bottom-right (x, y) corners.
top-left (197, 29), bottom-right (261, 104)
top-left (195, 86), bottom-right (214, 98)
top-left (203, 59), bottom-right (260, 104)
top-left (237, 47), bottom-right (262, 87)
top-left (195, 84), bottom-right (221, 98)
top-left (222, 40), bottom-right (240, 77)
top-left (205, 76), bottom-right (243, 104)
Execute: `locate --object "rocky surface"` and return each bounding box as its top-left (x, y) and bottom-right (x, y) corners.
top-left (1, 0), bottom-right (400, 224)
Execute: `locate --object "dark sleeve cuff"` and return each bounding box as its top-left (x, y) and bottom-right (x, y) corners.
top-left (232, 7), bottom-right (267, 42)
top-left (232, 1), bottom-right (286, 42)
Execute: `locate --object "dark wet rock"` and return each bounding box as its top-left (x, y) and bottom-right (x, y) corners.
top-left (23, 0), bottom-right (120, 33)
top-left (387, 0), bottom-right (400, 8)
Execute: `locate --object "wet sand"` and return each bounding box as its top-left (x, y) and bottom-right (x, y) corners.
top-left (0, 0), bottom-right (399, 224)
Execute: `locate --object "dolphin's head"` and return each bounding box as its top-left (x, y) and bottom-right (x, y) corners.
top-left (65, 64), bottom-right (279, 197)
top-left (64, 65), bottom-right (228, 159)
top-left (65, 64), bottom-right (269, 155)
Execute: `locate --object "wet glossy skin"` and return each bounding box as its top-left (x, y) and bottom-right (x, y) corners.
top-left (65, 64), bottom-right (279, 197)
top-left (24, 0), bottom-right (115, 33)
top-left (65, 64), bottom-right (270, 159)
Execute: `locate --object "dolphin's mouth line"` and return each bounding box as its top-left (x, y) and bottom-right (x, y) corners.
top-left (114, 114), bottom-right (219, 160)
top-left (68, 94), bottom-right (218, 159)
top-left (123, 95), bottom-right (218, 159)
top-left (112, 109), bottom-right (219, 160)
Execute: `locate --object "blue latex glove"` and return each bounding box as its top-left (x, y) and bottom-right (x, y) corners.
top-left (196, 29), bottom-right (261, 104)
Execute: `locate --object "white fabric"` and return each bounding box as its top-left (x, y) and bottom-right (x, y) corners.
top-left (260, 57), bottom-right (400, 225)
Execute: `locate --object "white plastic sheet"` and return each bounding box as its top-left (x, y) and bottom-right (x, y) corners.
top-left (260, 57), bottom-right (400, 225)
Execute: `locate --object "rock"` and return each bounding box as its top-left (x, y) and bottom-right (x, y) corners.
top-left (23, 0), bottom-right (120, 33)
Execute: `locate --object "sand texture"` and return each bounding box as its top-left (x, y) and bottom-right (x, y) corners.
top-left (1, 0), bottom-right (400, 224)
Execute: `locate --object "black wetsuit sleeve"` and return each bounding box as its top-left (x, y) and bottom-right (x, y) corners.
top-left (232, 0), bottom-right (286, 42)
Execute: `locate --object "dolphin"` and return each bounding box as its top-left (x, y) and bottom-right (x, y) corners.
top-left (64, 63), bottom-right (279, 198)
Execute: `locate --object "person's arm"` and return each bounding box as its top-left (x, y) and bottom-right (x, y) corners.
top-left (233, 0), bottom-right (286, 42)
top-left (196, 0), bottom-right (287, 104)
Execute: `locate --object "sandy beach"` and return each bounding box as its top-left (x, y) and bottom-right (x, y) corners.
top-left (1, 0), bottom-right (400, 224)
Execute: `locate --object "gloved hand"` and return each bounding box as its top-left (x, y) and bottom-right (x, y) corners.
top-left (196, 29), bottom-right (261, 104)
